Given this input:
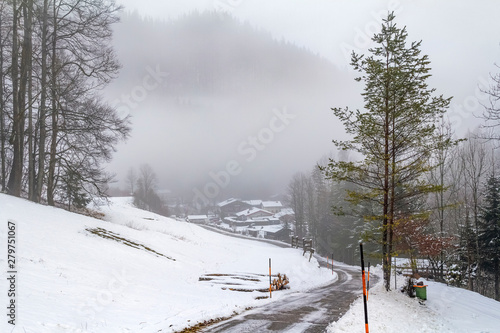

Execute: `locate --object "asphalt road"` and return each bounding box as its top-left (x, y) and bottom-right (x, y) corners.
top-left (201, 264), bottom-right (369, 333)
top-left (196, 226), bottom-right (372, 332)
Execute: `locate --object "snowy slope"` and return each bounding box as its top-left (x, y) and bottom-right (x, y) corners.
top-left (3, 194), bottom-right (499, 332)
top-left (0, 194), bottom-right (333, 333)
top-left (327, 266), bottom-right (500, 333)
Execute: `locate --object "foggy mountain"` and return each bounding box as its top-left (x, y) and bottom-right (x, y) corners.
top-left (105, 11), bottom-right (358, 201)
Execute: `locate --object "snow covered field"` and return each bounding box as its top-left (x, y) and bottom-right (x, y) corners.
top-left (1, 194), bottom-right (500, 332)
top-left (0, 194), bottom-right (333, 333)
top-left (328, 265), bottom-right (500, 333)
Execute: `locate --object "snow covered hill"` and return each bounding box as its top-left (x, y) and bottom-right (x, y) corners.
top-left (0, 194), bottom-right (333, 333)
top-left (2, 194), bottom-right (499, 332)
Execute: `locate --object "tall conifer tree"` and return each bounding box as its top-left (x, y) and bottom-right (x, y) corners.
top-left (323, 13), bottom-right (456, 290)
top-left (478, 173), bottom-right (500, 300)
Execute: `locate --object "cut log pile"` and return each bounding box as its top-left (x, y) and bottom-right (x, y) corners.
top-left (271, 273), bottom-right (289, 290)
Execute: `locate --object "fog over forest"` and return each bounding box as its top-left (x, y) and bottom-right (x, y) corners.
top-left (105, 11), bottom-right (359, 200)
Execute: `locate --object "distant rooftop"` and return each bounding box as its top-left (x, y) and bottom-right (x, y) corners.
top-left (243, 200), bottom-right (262, 206)
top-left (235, 207), bottom-right (272, 217)
top-left (261, 201), bottom-right (282, 208)
top-left (216, 198), bottom-right (240, 207)
top-left (247, 225), bottom-right (285, 233)
top-left (275, 208), bottom-right (294, 217)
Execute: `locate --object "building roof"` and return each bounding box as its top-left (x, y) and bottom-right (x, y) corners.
top-left (216, 198), bottom-right (240, 207)
top-left (274, 208), bottom-right (295, 218)
top-left (243, 200), bottom-right (263, 206)
top-left (225, 216), bottom-right (280, 224)
top-left (247, 225), bottom-right (286, 234)
top-left (261, 201), bottom-right (283, 208)
top-left (187, 215), bottom-right (209, 220)
top-left (235, 207), bottom-right (273, 217)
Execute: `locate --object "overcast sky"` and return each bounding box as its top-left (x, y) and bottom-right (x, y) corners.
top-left (115, 0), bottom-right (500, 98)
top-left (107, 0), bottom-right (500, 200)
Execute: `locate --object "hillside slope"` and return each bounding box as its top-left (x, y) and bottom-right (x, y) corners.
top-left (0, 194), bottom-right (333, 332)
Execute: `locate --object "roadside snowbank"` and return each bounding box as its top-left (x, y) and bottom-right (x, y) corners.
top-left (327, 265), bottom-right (500, 332)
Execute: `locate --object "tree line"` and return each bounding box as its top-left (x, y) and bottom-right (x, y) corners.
top-left (289, 132), bottom-right (500, 299)
top-left (125, 164), bottom-right (169, 217)
top-left (287, 13), bottom-right (500, 300)
top-left (0, 0), bottom-right (129, 208)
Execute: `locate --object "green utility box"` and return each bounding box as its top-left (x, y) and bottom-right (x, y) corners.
top-left (413, 285), bottom-right (428, 300)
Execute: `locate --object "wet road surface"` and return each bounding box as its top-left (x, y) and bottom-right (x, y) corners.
top-left (201, 264), bottom-right (372, 333)
top-left (198, 226), bottom-right (374, 332)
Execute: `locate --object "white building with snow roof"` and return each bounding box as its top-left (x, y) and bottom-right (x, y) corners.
top-left (235, 207), bottom-right (273, 221)
top-left (216, 198), bottom-right (252, 217)
top-left (260, 201), bottom-right (283, 214)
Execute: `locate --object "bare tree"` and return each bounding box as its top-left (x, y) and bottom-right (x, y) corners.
top-left (34, 0), bottom-right (50, 202)
top-left (125, 167), bottom-right (137, 195)
top-left (134, 164), bottom-right (166, 214)
top-left (6, 0), bottom-right (21, 196)
top-left (457, 131), bottom-right (491, 291)
top-left (0, 0), bottom-right (128, 207)
top-left (288, 172), bottom-right (308, 238)
top-left (0, 0), bottom-right (10, 192)
top-left (46, 0), bottom-right (122, 205)
top-left (428, 119), bottom-right (461, 279)
top-left (461, 133), bottom-right (490, 239)
top-left (481, 64), bottom-right (500, 139)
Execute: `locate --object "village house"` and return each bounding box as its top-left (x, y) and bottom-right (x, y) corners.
top-left (224, 214), bottom-right (280, 227)
top-left (246, 224), bottom-right (292, 241)
top-left (216, 198), bottom-right (252, 218)
top-left (242, 200), bottom-right (263, 207)
top-left (186, 215), bottom-right (209, 224)
top-left (235, 207), bottom-right (273, 221)
top-left (260, 201), bottom-right (283, 214)
top-left (212, 198), bottom-right (295, 241)
top-left (274, 208), bottom-right (295, 225)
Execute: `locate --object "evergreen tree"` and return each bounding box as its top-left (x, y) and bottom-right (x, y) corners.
top-left (478, 173), bottom-right (500, 300)
top-left (60, 168), bottom-right (90, 211)
top-left (323, 13), bottom-right (456, 290)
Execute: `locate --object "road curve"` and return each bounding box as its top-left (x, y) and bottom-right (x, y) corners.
top-left (201, 264), bottom-right (370, 333)
top-left (197, 225), bottom-right (374, 332)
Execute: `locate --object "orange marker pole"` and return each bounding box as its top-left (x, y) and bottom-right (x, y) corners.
top-left (367, 262), bottom-right (371, 301)
top-left (360, 243), bottom-right (369, 333)
top-left (269, 258), bottom-right (272, 298)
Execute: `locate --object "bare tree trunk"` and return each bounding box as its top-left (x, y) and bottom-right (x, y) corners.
top-left (47, 1), bottom-right (57, 206)
top-left (495, 257), bottom-right (499, 301)
top-left (388, 116), bottom-right (396, 292)
top-left (35, 0), bottom-right (50, 202)
top-left (7, 0), bottom-right (24, 197)
top-left (0, 2), bottom-right (6, 191)
top-left (25, 0), bottom-right (34, 200)
top-left (383, 64), bottom-right (391, 291)
top-left (439, 156), bottom-right (445, 280)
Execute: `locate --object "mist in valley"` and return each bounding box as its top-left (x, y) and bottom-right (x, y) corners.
top-left (105, 11), bottom-right (358, 202)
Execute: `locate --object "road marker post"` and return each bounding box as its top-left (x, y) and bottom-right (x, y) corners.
top-left (269, 258), bottom-right (272, 298)
top-left (360, 243), bottom-right (369, 333)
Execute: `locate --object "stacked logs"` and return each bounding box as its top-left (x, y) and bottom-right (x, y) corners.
top-left (271, 273), bottom-right (289, 290)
